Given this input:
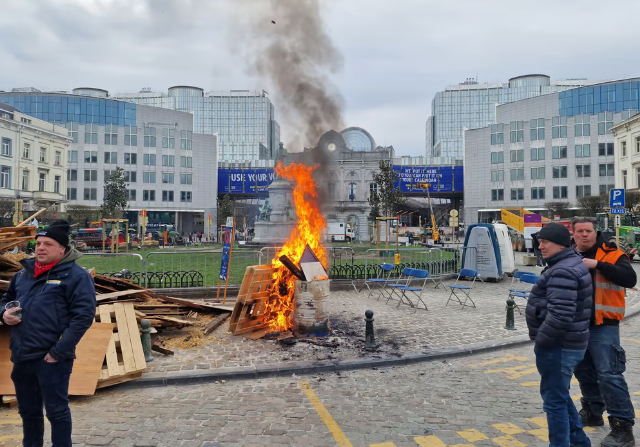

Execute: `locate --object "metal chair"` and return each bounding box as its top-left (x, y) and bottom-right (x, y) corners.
top-left (383, 267), bottom-right (415, 304)
top-left (509, 271), bottom-right (530, 295)
top-left (365, 263), bottom-right (395, 299)
top-left (398, 268), bottom-right (429, 311)
top-left (446, 268), bottom-right (480, 309)
top-left (508, 273), bottom-right (539, 314)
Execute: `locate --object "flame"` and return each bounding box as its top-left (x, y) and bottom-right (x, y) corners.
top-left (265, 161), bottom-right (327, 332)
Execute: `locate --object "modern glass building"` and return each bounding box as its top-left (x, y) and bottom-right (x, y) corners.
top-left (426, 75), bottom-right (599, 166)
top-left (113, 87), bottom-right (280, 164)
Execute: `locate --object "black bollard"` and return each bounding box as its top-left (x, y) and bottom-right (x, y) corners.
top-left (141, 319), bottom-right (154, 362)
top-left (365, 310), bottom-right (378, 349)
top-left (505, 298), bottom-right (516, 330)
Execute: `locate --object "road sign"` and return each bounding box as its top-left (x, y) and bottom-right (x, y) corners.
top-left (611, 208), bottom-right (626, 215)
top-left (449, 209), bottom-right (458, 218)
top-left (610, 189), bottom-right (625, 208)
top-left (449, 216), bottom-right (459, 227)
top-left (615, 215), bottom-right (621, 228)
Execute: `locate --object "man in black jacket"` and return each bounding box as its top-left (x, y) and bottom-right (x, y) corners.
top-left (0, 221), bottom-right (96, 447)
top-left (572, 217), bottom-right (636, 447)
top-left (526, 223), bottom-right (593, 447)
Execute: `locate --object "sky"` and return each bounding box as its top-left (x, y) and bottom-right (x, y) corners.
top-left (2, 0), bottom-right (640, 157)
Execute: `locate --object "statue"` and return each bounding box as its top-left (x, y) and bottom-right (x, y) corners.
top-left (286, 200), bottom-right (296, 221)
top-left (258, 199), bottom-right (272, 222)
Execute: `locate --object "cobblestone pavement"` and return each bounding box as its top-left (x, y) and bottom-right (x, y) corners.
top-left (144, 258), bottom-right (640, 373)
top-left (1, 319), bottom-right (639, 446)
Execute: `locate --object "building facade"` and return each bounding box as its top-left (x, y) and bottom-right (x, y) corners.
top-left (113, 87), bottom-right (279, 164)
top-left (0, 89), bottom-right (218, 234)
top-left (426, 75), bottom-right (598, 166)
top-left (463, 78), bottom-right (640, 225)
top-left (612, 113), bottom-right (640, 192)
top-left (0, 102), bottom-right (70, 212)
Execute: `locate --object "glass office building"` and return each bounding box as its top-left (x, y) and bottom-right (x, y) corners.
top-left (114, 87), bottom-right (280, 164)
top-left (426, 75), bottom-right (599, 166)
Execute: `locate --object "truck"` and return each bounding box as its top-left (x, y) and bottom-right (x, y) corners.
top-left (325, 222), bottom-right (354, 242)
top-left (500, 208), bottom-right (550, 252)
top-left (596, 212), bottom-right (640, 260)
top-left (74, 220), bottom-right (129, 249)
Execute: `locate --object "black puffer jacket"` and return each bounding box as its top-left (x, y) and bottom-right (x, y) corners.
top-left (526, 247), bottom-right (593, 349)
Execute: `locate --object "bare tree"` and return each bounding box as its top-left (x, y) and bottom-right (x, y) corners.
top-left (577, 195), bottom-right (608, 216)
top-left (626, 190), bottom-right (640, 211)
top-left (546, 201), bottom-right (573, 219)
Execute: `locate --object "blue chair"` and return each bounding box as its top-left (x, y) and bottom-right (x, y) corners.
top-left (447, 268), bottom-right (480, 309)
top-left (509, 271), bottom-right (530, 294)
top-left (365, 263), bottom-right (395, 299)
top-left (383, 267), bottom-right (415, 303)
top-left (509, 273), bottom-right (539, 314)
top-left (397, 269), bottom-right (429, 311)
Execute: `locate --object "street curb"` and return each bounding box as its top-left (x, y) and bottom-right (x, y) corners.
top-left (115, 304), bottom-right (640, 391)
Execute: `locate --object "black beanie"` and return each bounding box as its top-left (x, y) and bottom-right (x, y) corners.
top-left (36, 220), bottom-right (70, 248)
top-left (537, 223), bottom-right (571, 247)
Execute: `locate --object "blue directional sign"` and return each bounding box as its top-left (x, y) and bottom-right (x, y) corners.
top-left (611, 208), bottom-right (626, 215)
top-left (610, 189), bottom-right (625, 208)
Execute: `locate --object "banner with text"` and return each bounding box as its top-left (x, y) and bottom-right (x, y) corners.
top-left (392, 166), bottom-right (464, 192)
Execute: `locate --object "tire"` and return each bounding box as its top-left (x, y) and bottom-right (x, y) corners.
top-left (520, 238), bottom-right (527, 252)
top-left (512, 238), bottom-right (517, 250)
top-left (608, 237), bottom-right (630, 255)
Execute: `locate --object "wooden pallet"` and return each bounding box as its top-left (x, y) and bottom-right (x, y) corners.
top-left (228, 265), bottom-right (276, 335)
top-left (94, 302), bottom-right (146, 388)
top-left (0, 226), bottom-right (37, 253)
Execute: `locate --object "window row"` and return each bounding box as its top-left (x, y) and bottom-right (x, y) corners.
top-left (2, 139), bottom-right (63, 165)
top-left (490, 184), bottom-right (615, 202)
top-left (489, 164), bottom-right (613, 181)
top-left (491, 142), bottom-right (614, 164)
top-left (72, 188), bottom-right (193, 202)
top-left (1, 166), bottom-right (60, 193)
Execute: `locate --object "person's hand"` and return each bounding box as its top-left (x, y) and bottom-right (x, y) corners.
top-left (44, 353), bottom-right (58, 363)
top-left (582, 258), bottom-right (598, 269)
top-left (2, 308), bottom-right (22, 325)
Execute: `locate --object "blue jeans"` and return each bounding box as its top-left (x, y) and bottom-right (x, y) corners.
top-left (574, 324), bottom-right (635, 421)
top-left (11, 358), bottom-right (74, 447)
top-left (534, 345), bottom-right (591, 447)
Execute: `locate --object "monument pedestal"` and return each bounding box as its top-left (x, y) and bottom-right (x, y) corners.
top-left (253, 178), bottom-right (296, 244)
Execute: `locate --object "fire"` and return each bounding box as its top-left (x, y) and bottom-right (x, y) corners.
top-left (265, 161), bottom-right (327, 331)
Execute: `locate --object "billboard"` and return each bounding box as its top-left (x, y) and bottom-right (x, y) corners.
top-left (218, 168), bottom-right (275, 194)
top-left (392, 166), bottom-right (463, 192)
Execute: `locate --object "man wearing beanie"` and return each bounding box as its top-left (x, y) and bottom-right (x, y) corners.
top-left (0, 220), bottom-right (95, 447)
top-left (526, 222), bottom-right (593, 447)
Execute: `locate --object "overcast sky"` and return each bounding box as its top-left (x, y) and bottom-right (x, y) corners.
top-left (2, 0), bottom-right (640, 157)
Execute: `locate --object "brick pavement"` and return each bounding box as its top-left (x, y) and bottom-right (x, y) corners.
top-left (1, 318), bottom-right (638, 447)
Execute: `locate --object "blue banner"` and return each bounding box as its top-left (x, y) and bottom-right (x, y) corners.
top-left (439, 167), bottom-right (453, 192)
top-left (454, 166), bottom-right (464, 192)
top-left (219, 218), bottom-right (234, 281)
top-left (218, 168), bottom-right (275, 194)
top-left (218, 169), bottom-right (231, 194)
top-left (392, 166), bottom-right (462, 192)
top-left (229, 169), bottom-right (245, 193)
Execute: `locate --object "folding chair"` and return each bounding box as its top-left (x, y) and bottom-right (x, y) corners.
top-left (509, 271), bottom-right (530, 295)
top-left (383, 267), bottom-right (415, 304)
top-left (397, 269), bottom-right (429, 311)
top-left (446, 268), bottom-right (480, 309)
top-left (365, 263), bottom-right (395, 299)
top-left (508, 273), bottom-right (539, 314)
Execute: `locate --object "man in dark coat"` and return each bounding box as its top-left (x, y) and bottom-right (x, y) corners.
top-left (0, 220), bottom-right (96, 447)
top-left (526, 223), bottom-right (593, 447)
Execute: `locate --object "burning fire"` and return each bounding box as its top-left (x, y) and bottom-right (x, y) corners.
top-left (266, 161), bottom-right (327, 331)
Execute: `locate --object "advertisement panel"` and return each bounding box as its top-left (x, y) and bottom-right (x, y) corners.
top-left (229, 169), bottom-right (245, 193)
top-left (218, 169), bottom-right (231, 194)
top-left (454, 166), bottom-right (464, 192)
top-left (439, 167), bottom-right (453, 192)
top-left (219, 217), bottom-right (235, 281)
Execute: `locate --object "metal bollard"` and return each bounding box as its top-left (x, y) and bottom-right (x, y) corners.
top-left (505, 298), bottom-right (516, 330)
top-left (364, 310), bottom-right (379, 349)
top-left (140, 319), bottom-right (154, 362)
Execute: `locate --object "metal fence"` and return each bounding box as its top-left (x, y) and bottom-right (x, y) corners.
top-left (77, 253), bottom-right (145, 286)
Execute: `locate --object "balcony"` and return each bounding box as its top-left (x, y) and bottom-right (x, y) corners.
top-left (32, 191), bottom-right (63, 202)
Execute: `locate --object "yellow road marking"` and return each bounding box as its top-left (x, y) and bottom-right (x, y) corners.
top-left (486, 365), bottom-right (534, 374)
top-left (414, 436), bottom-right (447, 447)
top-left (572, 395), bottom-right (582, 401)
top-left (300, 382), bottom-right (352, 447)
top-left (370, 443), bottom-right (396, 447)
top-left (528, 428), bottom-right (549, 442)
top-left (507, 368), bottom-right (538, 380)
top-left (519, 382), bottom-right (539, 387)
top-left (621, 338), bottom-right (640, 344)
top-left (634, 391), bottom-right (640, 395)
top-left (492, 435), bottom-right (527, 447)
top-left (0, 419), bottom-right (21, 425)
top-left (526, 417), bottom-right (548, 428)
top-left (469, 355), bottom-right (530, 367)
top-left (457, 429), bottom-right (488, 442)
top-left (493, 423), bottom-right (524, 435)
top-left (571, 378), bottom-right (578, 384)
top-left (584, 427), bottom-right (596, 432)
top-left (0, 434), bottom-right (21, 442)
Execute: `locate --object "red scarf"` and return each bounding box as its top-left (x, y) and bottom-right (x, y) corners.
top-left (34, 260), bottom-right (59, 278)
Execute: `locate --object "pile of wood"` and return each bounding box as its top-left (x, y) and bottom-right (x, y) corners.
top-left (0, 226), bottom-right (36, 254)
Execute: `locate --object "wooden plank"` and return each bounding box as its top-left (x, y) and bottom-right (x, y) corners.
top-left (113, 303), bottom-right (137, 375)
top-left (241, 328), bottom-right (269, 340)
top-left (203, 313), bottom-right (231, 335)
top-left (95, 371), bottom-right (142, 389)
top-left (96, 290), bottom-right (146, 302)
top-left (123, 303), bottom-right (146, 372)
top-left (150, 295), bottom-right (230, 311)
top-left (98, 306), bottom-right (119, 378)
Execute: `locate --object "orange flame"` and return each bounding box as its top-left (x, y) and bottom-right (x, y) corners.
top-left (265, 161), bottom-right (327, 332)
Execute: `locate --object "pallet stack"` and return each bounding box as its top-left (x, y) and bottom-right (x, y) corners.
top-left (0, 226), bottom-right (36, 254)
top-left (228, 265), bottom-right (277, 336)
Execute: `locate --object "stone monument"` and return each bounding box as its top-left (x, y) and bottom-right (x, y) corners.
top-left (253, 176), bottom-right (296, 244)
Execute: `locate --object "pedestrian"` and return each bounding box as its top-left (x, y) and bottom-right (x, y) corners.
top-left (571, 217), bottom-right (636, 447)
top-left (525, 222), bottom-right (593, 447)
top-left (0, 220), bottom-right (96, 447)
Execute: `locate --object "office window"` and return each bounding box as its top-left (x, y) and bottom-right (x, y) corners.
top-left (0, 138), bottom-right (10, 157)
top-left (491, 189), bottom-right (504, 201)
top-left (531, 167), bottom-right (545, 180)
top-left (162, 155), bottom-right (175, 167)
top-left (143, 154), bottom-right (156, 166)
top-left (621, 141), bottom-right (627, 157)
top-left (490, 170), bottom-right (504, 182)
top-left (54, 151), bottom-right (62, 166)
top-left (553, 186), bottom-right (568, 199)
top-left (490, 124), bottom-right (504, 145)
top-left (490, 151), bottom-right (504, 164)
top-left (575, 165), bottom-right (591, 178)
top-left (162, 190), bottom-right (174, 202)
top-left (621, 110), bottom-right (638, 120)
top-left (530, 147), bottom-right (545, 161)
top-left (84, 123), bottom-right (98, 144)
top-left (84, 151), bottom-right (98, 163)
top-left (510, 121), bottom-right (524, 143)
top-left (124, 171), bottom-right (137, 183)
top-left (510, 169), bottom-right (524, 181)
top-left (54, 175), bottom-right (60, 194)
top-left (38, 173), bottom-right (45, 191)
top-left (0, 166), bottom-right (10, 188)
top-left (530, 118), bottom-right (545, 141)
top-left (180, 130), bottom-right (193, 150)
top-left (597, 112), bottom-right (614, 135)
top-left (67, 169), bottom-right (77, 181)
top-left (128, 189), bottom-right (136, 200)
top-left (143, 190), bottom-right (156, 201)
top-left (598, 142), bottom-right (614, 156)
top-left (180, 156), bottom-right (193, 168)
top-left (600, 184), bottom-right (615, 195)
top-left (104, 151), bottom-right (117, 164)
top-left (104, 124), bottom-right (118, 145)
top-left (552, 116), bottom-right (567, 138)
top-left (180, 191), bottom-right (192, 202)
top-left (83, 188), bottom-right (97, 200)
top-left (20, 117), bottom-right (31, 124)
top-left (21, 170), bottom-right (29, 191)
top-left (553, 166), bottom-right (568, 179)
top-left (510, 188), bottom-right (524, 200)
top-left (574, 115), bottom-right (591, 137)
top-left (103, 170), bottom-right (115, 180)
top-left (68, 150), bottom-right (77, 163)
top-left (67, 188), bottom-right (77, 200)
top-left (575, 144), bottom-right (591, 158)
top-left (162, 173), bottom-right (174, 184)
top-left (162, 128), bottom-right (176, 149)
top-left (143, 172), bottom-right (156, 183)
top-left (180, 173), bottom-right (193, 184)
top-left (599, 163), bottom-right (615, 177)
top-left (124, 126), bottom-right (137, 146)
top-left (124, 153), bottom-right (137, 165)
top-left (65, 123), bottom-right (78, 143)
top-left (623, 170), bottom-right (628, 189)
top-left (510, 149), bottom-right (524, 162)
top-left (84, 170), bottom-right (97, 181)
top-left (576, 185), bottom-right (592, 198)
top-left (39, 147), bottom-right (46, 163)
top-left (144, 126), bottom-right (156, 147)
top-left (531, 187), bottom-right (545, 200)
top-left (22, 143), bottom-right (30, 159)
top-left (552, 146), bottom-right (567, 159)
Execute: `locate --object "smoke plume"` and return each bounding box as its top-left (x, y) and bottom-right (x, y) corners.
top-left (231, 0), bottom-right (345, 151)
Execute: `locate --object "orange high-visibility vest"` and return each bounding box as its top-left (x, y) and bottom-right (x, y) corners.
top-left (594, 244), bottom-right (627, 325)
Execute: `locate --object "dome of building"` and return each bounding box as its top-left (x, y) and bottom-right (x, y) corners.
top-left (340, 127), bottom-right (376, 152)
